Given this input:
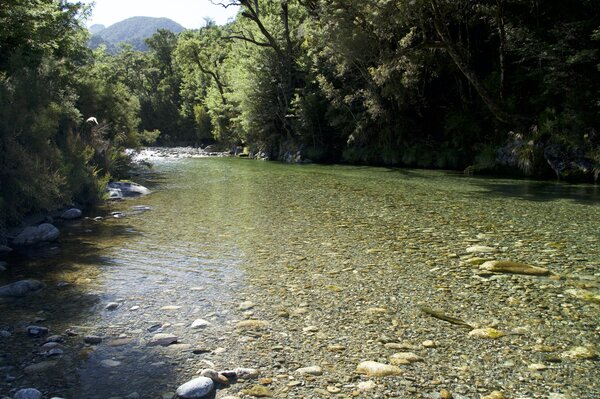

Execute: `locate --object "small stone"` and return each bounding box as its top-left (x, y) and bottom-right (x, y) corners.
top-left (191, 319), bottom-right (212, 329)
top-left (46, 348), bottom-right (63, 357)
top-left (239, 301), bottom-right (255, 311)
top-left (147, 333), bottom-right (178, 346)
top-left (356, 361), bottom-right (402, 377)
top-left (295, 365), bottom-right (323, 376)
top-left (528, 363), bottom-right (548, 371)
top-left (234, 367), bottom-right (260, 379)
top-left (466, 245), bottom-right (498, 254)
top-left (61, 208), bottom-right (82, 219)
top-left (0, 279), bottom-right (45, 297)
top-left (176, 376), bottom-right (214, 398)
top-left (242, 385), bottom-right (272, 397)
top-left (27, 326), bottom-right (49, 337)
top-left (480, 260), bottom-right (550, 276)
top-left (200, 369), bottom-right (229, 385)
top-left (384, 342), bottom-right (417, 350)
top-left (84, 335), bottom-right (102, 345)
top-left (357, 380), bottom-right (376, 391)
top-left (105, 302), bottom-right (120, 311)
top-left (130, 306), bottom-right (140, 311)
top-left (45, 335), bottom-right (63, 343)
top-left (14, 388), bottom-right (42, 399)
top-left (327, 344), bottom-right (346, 351)
top-left (440, 389), bottom-right (453, 399)
top-left (482, 391), bottom-right (505, 399)
top-left (561, 346), bottom-right (597, 360)
top-left (468, 328), bottom-right (505, 339)
top-left (302, 325), bottom-right (319, 333)
top-left (389, 352), bottom-right (423, 365)
top-left (160, 305), bottom-right (182, 311)
top-left (24, 360), bottom-right (57, 374)
top-left (326, 386), bottom-right (341, 393)
top-left (422, 340), bottom-right (436, 348)
top-left (259, 377), bottom-right (273, 385)
top-left (101, 359), bottom-right (121, 367)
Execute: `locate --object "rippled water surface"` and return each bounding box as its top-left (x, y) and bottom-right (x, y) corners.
top-left (1, 158), bottom-right (599, 398)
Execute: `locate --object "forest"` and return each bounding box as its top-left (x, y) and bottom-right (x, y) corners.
top-left (1, 0), bottom-right (599, 230)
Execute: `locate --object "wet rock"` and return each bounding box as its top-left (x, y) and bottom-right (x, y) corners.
top-left (482, 391), bottom-right (505, 399)
top-left (191, 319), bottom-right (212, 329)
top-left (565, 288), bottom-right (600, 304)
top-left (561, 346), bottom-right (597, 360)
top-left (357, 380), bottom-right (377, 391)
top-left (101, 359), bottom-right (121, 367)
top-left (24, 360), bottom-right (57, 374)
top-left (175, 376), bottom-right (214, 398)
top-left (61, 208), bottom-right (82, 219)
top-left (0, 279), bottom-right (45, 297)
top-left (147, 333), bottom-right (178, 346)
top-left (13, 223), bottom-right (60, 246)
top-left (466, 245), bottom-right (498, 254)
top-left (356, 361), bottom-right (402, 377)
top-left (389, 352), bottom-right (423, 365)
top-left (108, 181), bottom-right (150, 197)
top-left (0, 330), bottom-right (11, 337)
top-left (84, 335), bottom-right (103, 345)
top-left (233, 367), bottom-right (260, 379)
top-left (468, 328), bottom-right (505, 339)
top-left (14, 388), bottom-right (42, 399)
top-left (239, 301), bottom-right (255, 311)
top-left (480, 260), bottom-right (550, 276)
top-left (105, 302), bottom-right (120, 311)
top-left (241, 385), bottom-right (272, 397)
top-left (528, 363), bottom-right (548, 371)
top-left (200, 369), bottom-right (229, 385)
top-left (26, 326), bottom-right (49, 337)
top-left (235, 320), bottom-right (269, 330)
top-left (440, 389), bottom-right (453, 399)
top-left (46, 335), bottom-right (63, 343)
top-left (295, 365), bottom-right (323, 376)
top-left (45, 348), bottom-right (64, 357)
top-left (160, 305), bottom-right (182, 311)
top-left (422, 340), bottom-right (437, 348)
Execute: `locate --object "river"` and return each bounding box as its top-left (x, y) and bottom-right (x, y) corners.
top-left (1, 157), bottom-right (599, 399)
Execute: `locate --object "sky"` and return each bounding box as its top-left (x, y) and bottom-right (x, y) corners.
top-left (80, 0), bottom-right (240, 29)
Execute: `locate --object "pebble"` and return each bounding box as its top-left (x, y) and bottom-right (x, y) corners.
top-left (422, 340), bottom-right (437, 348)
top-left (191, 319), bottom-right (212, 329)
top-left (176, 376), bottom-right (214, 398)
top-left (239, 301), bottom-right (255, 310)
top-left (84, 335), bottom-right (103, 344)
top-left (14, 388), bottom-right (42, 399)
top-left (295, 365), bottom-right (323, 376)
top-left (389, 352), bottom-right (423, 364)
top-left (356, 361), bottom-right (402, 377)
top-left (466, 245), bottom-right (498, 254)
top-left (26, 326), bottom-right (49, 337)
top-left (235, 320), bottom-right (269, 330)
top-left (440, 389), bottom-right (453, 399)
top-left (357, 380), bottom-right (376, 391)
top-left (468, 328), bottom-right (505, 339)
top-left (101, 359), bottom-right (122, 367)
top-left (105, 302), bottom-right (120, 311)
top-left (480, 260), bottom-right (550, 276)
top-left (528, 363), bottom-right (548, 371)
top-left (561, 346), bottom-right (596, 360)
top-left (147, 333), bottom-right (178, 346)
top-left (241, 385), bottom-right (272, 397)
top-left (233, 367), bottom-right (260, 379)
top-left (482, 391), bottom-right (505, 399)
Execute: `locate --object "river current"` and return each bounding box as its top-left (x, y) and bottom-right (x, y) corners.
top-left (1, 157), bottom-right (599, 398)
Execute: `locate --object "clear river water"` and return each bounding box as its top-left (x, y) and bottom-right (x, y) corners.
top-left (1, 157), bottom-right (599, 399)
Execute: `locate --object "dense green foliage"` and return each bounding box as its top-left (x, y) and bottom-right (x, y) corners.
top-left (0, 0), bottom-right (142, 230)
top-left (1, 0), bottom-right (599, 230)
top-left (89, 16), bottom-right (185, 54)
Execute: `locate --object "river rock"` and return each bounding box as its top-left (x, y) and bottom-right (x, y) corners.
top-left (468, 328), bottom-right (505, 339)
top-left (199, 369), bottom-right (229, 384)
top-left (191, 319), bottom-right (212, 329)
top-left (0, 279), bottom-right (45, 297)
top-left (295, 365), bottom-right (323, 376)
top-left (232, 367), bottom-right (260, 379)
top-left (561, 346), bottom-right (596, 360)
top-left (239, 301), bottom-right (255, 310)
top-left (480, 260), bottom-right (550, 276)
top-left (105, 302), bottom-right (120, 310)
top-left (175, 376), bottom-right (214, 398)
top-left (84, 335), bottom-right (103, 344)
top-left (482, 391), bottom-right (505, 399)
top-left (24, 360), bottom-right (57, 374)
top-left (101, 359), bottom-right (121, 367)
top-left (61, 208), bottom-right (82, 219)
top-left (235, 320), bottom-right (269, 330)
top-left (356, 361), bottom-right (402, 377)
top-left (357, 380), bottom-right (377, 391)
top-left (241, 385), bottom-right (272, 397)
top-left (13, 223), bottom-right (60, 246)
top-left (389, 352), bottom-right (423, 365)
top-left (466, 245), bottom-right (498, 254)
top-left (148, 333), bottom-right (178, 346)
top-left (14, 388), bottom-right (42, 399)
top-left (27, 326), bottom-right (49, 337)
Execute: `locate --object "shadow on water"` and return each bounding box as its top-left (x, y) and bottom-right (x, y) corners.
top-left (0, 214), bottom-right (181, 399)
top-left (467, 177), bottom-right (600, 204)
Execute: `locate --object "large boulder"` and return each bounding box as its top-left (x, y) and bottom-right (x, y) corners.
top-left (60, 208), bottom-right (82, 219)
top-left (0, 279), bottom-right (45, 297)
top-left (107, 181), bottom-right (150, 197)
top-left (12, 223), bottom-right (59, 246)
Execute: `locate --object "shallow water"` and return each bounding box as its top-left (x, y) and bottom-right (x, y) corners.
top-left (1, 158), bottom-right (599, 398)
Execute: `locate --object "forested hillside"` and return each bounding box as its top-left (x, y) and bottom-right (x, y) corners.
top-left (88, 16), bottom-right (185, 53)
top-left (1, 0), bottom-right (599, 231)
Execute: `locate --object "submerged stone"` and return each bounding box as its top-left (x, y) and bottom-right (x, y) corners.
top-left (176, 376), bottom-right (214, 398)
top-left (147, 333), bottom-right (178, 346)
top-left (13, 223), bottom-right (60, 246)
top-left (480, 260), bottom-right (551, 276)
top-left (468, 328), bottom-right (505, 339)
top-left (0, 279), bottom-right (45, 297)
top-left (356, 361), bottom-right (402, 377)
top-left (14, 388), bottom-right (43, 399)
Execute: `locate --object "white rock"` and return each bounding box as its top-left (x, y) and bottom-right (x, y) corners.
top-left (14, 388), bottom-right (42, 399)
top-left (233, 367), bottom-right (259, 379)
top-left (561, 346), bottom-right (596, 360)
top-left (295, 365), bottom-right (323, 375)
top-left (147, 333), bottom-right (178, 346)
top-left (191, 319), bottom-right (212, 329)
top-left (101, 359), bottom-right (121, 367)
top-left (175, 376), bottom-right (214, 398)
top-left (356, 361), bottom-right (402, 377)
top-left (357, 380), bottom-right (377, 391)
top-left (389, 352), bottom-right (423, 365)
top-left (105, 302), bottom-right (120, 310)
top-left (238, 301), bottom-right (255, 311)
top-left (466, 245), bottom-right (498, 254)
